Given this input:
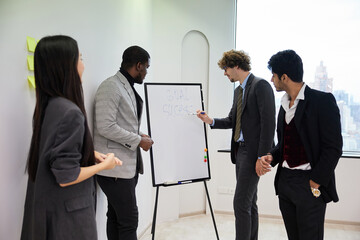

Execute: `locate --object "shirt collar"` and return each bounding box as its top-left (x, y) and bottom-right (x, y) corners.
top-left (240, 73), bottom-right (251, 89)
top-left (281, 83), bottom-right (307, 110)
top-left (295, 82), bottom-right (306, 101)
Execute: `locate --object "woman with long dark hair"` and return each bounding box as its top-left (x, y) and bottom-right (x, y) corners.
top-left (21, 35), bottom-right (122, 240)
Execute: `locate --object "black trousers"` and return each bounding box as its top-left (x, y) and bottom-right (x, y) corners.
top-left (278, 168), bottom-right (326, 240)
top-left (97, 175), bottom-right (139, 240)
top-left (234, 145), bottom-right (259, 240)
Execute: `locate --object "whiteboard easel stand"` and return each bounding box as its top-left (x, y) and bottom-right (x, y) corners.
top-left (150, 181), bottom-right (219, 240)
top-left (144, 83), bottom-right (218, 238)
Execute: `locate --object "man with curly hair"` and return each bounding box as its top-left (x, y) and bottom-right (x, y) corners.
top-left (197, 50), bottom-right (275, 240)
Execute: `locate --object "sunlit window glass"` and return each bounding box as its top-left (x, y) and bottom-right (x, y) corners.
top-left (236, 0), bottom-right (360, 155)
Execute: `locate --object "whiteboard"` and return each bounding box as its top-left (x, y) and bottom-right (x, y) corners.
top-left (144, 83), bottom-right (210, 186)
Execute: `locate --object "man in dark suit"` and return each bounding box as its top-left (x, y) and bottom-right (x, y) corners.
top-left (258, 50), bottom-right (343, 240)
top-left (197, 50), bottom-right (275, 240)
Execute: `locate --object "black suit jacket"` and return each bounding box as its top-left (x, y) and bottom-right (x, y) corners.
top-left (270, 86), bottom-right (343, 203)
top-left (212, 73), bottom-right (276, 165)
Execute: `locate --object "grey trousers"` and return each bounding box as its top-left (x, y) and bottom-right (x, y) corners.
top-left (234, 145), bottom-right (260, 240)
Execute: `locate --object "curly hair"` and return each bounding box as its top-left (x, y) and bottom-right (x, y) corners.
top-left (218, 50), bottom-right (251, 71)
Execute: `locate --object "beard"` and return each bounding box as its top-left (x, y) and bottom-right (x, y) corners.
top-left (273, 84), bottom-right (283, 92)
top-left (134, 73), bottom-right (144, 84)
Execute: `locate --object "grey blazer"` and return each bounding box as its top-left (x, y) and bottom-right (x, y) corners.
top-left (93, 71), bottom-right (144, 179)
top-left (21, 97), bottom-right (97, 240)
top-left (212, 74), bottom-right (276, 164)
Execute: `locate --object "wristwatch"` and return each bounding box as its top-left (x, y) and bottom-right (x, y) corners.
top-left (311, 187), bottom-right (321, 198)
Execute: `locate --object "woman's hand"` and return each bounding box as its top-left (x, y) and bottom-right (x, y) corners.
top-left (101, 153), bottom-right (122, 170)
top-left (94, 151), bottom-right (107, 163)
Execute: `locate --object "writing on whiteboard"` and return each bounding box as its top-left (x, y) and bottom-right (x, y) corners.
top-left (162, 88), bottom-right (195, 116)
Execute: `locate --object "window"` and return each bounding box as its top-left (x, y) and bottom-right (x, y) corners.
top-left (236, 0), bottom-right (360, 156)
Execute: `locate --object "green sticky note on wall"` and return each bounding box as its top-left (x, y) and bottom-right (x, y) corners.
top-left (26, 36), bottom-right (37, 52)
top-left (28, 76), bottom-right (35, 88)
top-left (27, 55), bottom-right (34, 71)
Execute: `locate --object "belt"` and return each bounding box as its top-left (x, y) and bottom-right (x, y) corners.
top-left (239, 141), bottom-right (245, 147)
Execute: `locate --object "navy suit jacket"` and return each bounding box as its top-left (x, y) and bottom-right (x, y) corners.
top-left (270, 86), bottom-right (343, 203)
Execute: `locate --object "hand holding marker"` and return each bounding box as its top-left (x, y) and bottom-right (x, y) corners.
top-left (195, 110), bottom-right (214, 125)
top-left (188, 111), bottom-right (205, 115)
top-left (197, 110), bottom-right (205, 115)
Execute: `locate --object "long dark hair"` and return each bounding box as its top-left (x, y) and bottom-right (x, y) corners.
top-left (27, 35), bottom-right (95, 181)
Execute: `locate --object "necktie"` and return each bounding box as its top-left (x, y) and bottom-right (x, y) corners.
top-left (234, 87), bottom-right (243, 141)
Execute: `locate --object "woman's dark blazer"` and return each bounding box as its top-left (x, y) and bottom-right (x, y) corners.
top-left (21, 97), bottom-right (97, 240)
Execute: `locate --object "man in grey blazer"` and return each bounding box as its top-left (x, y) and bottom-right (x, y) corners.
top-left (197, 50), bottom-right (275, 240)
top-left (94, 46), bottom-right (153, 240)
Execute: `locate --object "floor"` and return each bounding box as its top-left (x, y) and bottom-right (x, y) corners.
top-left (140, 214), bottom-right (360, 240)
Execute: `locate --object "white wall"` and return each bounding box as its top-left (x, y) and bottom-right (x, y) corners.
top-left (0, 0), bottom-right (154, 239)
top-left (150, 0), bottom-right (236, 223)
top-left (0, 0), bottom-right (236, 238)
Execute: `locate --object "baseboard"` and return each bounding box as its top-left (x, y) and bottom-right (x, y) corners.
top-left (214, 210), bottom-right (233, 215)
top-left (260, 214), bottom-right (360, 227)
top-left (214, 211), bottom-right (360, 227)
top-left (179, 210), bottom-right (206, 218)
top-left (325, 219), bottom-right (360, 227)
